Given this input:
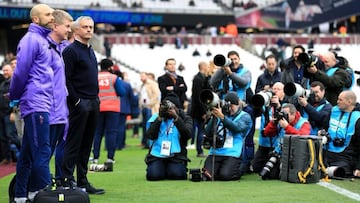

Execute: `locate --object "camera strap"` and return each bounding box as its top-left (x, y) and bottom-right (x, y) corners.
top-left (334, 111), bottom-right (352, 140)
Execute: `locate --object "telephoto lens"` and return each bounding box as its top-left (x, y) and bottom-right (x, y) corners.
top-left (260, 153), bottom-right (279, 180)
top-left (89, 164), bottom-right (105, 172)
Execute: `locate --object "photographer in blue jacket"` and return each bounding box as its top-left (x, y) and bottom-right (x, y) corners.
top-left (322, 90), bottom-right (360, 178)
top-left (202, 92), bottom-right (253, 181)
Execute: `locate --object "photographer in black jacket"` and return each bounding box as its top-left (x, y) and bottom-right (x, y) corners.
top-left (145, 93), bottom-right (193, 181)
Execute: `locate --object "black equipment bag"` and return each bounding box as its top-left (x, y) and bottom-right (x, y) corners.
top-left (280, 135), bottom-right (323, 183)
top-left (33, 186), bottom-right (90, 203)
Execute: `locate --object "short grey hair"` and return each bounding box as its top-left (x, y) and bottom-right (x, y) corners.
top-left (72, 16), bottom-right (94, 29)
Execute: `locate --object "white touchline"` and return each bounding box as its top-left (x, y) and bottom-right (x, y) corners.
top-left (318, 181), bottom-right (360, 201)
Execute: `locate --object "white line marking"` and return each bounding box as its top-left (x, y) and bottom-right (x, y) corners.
top-left (318, 181), bottom-right (360, 201)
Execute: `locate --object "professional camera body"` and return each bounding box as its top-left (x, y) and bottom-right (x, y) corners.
top-left (251, 91), bottom-right (273, 107)
top-left (202, 132), bottom-right (226, 150)
top-left (298, 52), bottom-right (318, 68)
top-left (273, 110), bottom-right (289, 123)
top-left (318, 129), bottom-right (330, 144)
top-left (260, 151), bottom-right (280, 180)
top-left (189, 168), bottom-right (203, 182)
top-left (355, 70), bottom-right (360, 87)
top-left (318, 129), bottom-right (344, 146)
top-left (199, 89), bottom-right (231, 115)
top-left (199, 89), bottom-right (231, 149)
top-left (159, 100), bottom-right (176, 118)
top-left (284, 83), bottom-right (312, 98)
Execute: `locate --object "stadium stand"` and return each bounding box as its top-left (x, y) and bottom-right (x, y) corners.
top-left (111, 43), bottom-right (264, 98)
top-left (38, 0), bottom-right (118, 8)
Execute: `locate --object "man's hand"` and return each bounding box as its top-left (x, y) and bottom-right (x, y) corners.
top-left (166, 86), bottom-right (174, 90)
top-left (307, 65), bottom-right (318, 74)
top-left (278, 118), bottom-right (289, 129)
top-left (263, 85), bottom-right (271, 92)
top-left (354, 169), bottom-right (360, 177)
top-left (223, 66), bottom-right (232, 75)
top-left (167, 108), bottom-right (179, 120)
top-left (298, 96), bottom-right (308, 107)
top-left (212, 106), bottom-right (225, 120)
top-left (270, 96), bottom-right (280, 108)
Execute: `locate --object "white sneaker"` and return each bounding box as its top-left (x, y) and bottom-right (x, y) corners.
top-left (106, 158), bottom-right (115, 164)
top-left (186, 144), bottom-right (195, 149)
top-left (92, 159), bottom-right (98, 164)
top-left (14, 197), bottom-right (27, 203)
top-left (28, 191), bottom-right (38, 201)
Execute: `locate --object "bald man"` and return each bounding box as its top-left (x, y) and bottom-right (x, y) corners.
top-left (305, 51), bottom-right (352, 106)
top-left (324, 90), bottom-right (360, 178)
top-left (189, 61), bottom-right (211, 157)
top-left (9, 4), bottom-right (54, 203)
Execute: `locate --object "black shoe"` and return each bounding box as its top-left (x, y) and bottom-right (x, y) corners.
top-left (61, 178), bottom-right (77, 189)
top-left (197, 153), bottom-right (206, 158)
top-left (79, 183), bottom-right (105, 195)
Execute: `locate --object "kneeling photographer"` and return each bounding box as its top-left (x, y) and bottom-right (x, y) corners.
top-left (261, 103), bottom-right (311, 179)
top-left (202, 92), bottom-right (253, 181)
top-left (145, 93), bottom-right (193, 181)
top-left (321, 90), bottom-right (360, 179)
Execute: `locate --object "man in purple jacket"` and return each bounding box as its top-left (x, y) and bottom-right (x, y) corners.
top-left (9, 4), bottom-right (54, 203)
top-left (47, 9), bottom-right (73, 183)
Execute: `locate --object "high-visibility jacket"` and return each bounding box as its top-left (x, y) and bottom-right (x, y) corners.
top-left (98, 71), bottom-right (120, 112)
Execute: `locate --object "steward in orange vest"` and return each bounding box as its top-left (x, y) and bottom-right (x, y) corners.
top-left (92, 59), bottom-right (125, 164)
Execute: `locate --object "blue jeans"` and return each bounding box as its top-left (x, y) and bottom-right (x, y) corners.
top-left (117, 113), bottom-right (127, 149)
top-left (146, 158), bottom-right (187, 181)
top-left (0, 114), bottom-right (20, 161)
top-left (15, 112), bottom-right (51, 197)
top-left (93, 111), bottom-right (120, 160)
top-left (141, 108), bottom-right (152, 147)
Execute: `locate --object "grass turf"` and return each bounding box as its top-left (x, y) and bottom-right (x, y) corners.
top-left (1, 130), bottom-right (360, 203)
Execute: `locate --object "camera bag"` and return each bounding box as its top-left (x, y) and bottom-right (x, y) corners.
top-left (280, 135), bottom-right (325, 183)
top-left (33, 185), bottom-right (90, 203)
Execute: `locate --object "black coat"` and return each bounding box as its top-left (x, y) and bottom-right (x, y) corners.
top-left (158, 73), bottom-right (188, 109)
top-left (190, 72), bottom-right (211, 120)
top-left (255, 69), bottom-right (282, 93)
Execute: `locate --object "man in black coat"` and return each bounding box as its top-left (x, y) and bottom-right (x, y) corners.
top-left (158, 58), bottom-right (188, 109)
top-left (189, 61), bottom-right (211, 157)
top-left (255, 54), bottom-right (282, 93)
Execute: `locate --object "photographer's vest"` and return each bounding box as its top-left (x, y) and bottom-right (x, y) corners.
top-left (327, 106), bottom-right (360, 153)
top-left (209, 111), bottom-right (251, 158)
top-left (326, 67), bottom-right (354, 90)
top-left (217, 65), bottom-right (251, 101)
top-left (147, 114), bottom-right (181, 158)
top-left (98, 72), bottom-right (120, 112)
top-left (302, 101), bottom-right (329, 135)
top-left (259, 103), bottom-right (287, 148)
top-left (274, 117), bottom-right (308, 154)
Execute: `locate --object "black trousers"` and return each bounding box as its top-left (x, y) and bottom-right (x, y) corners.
top-left (62, 98), bottom-right (99, 185)
top-left (251, 146), bottom-right (273, 173)
top-left (204, 155), bottom-right (241, 181)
